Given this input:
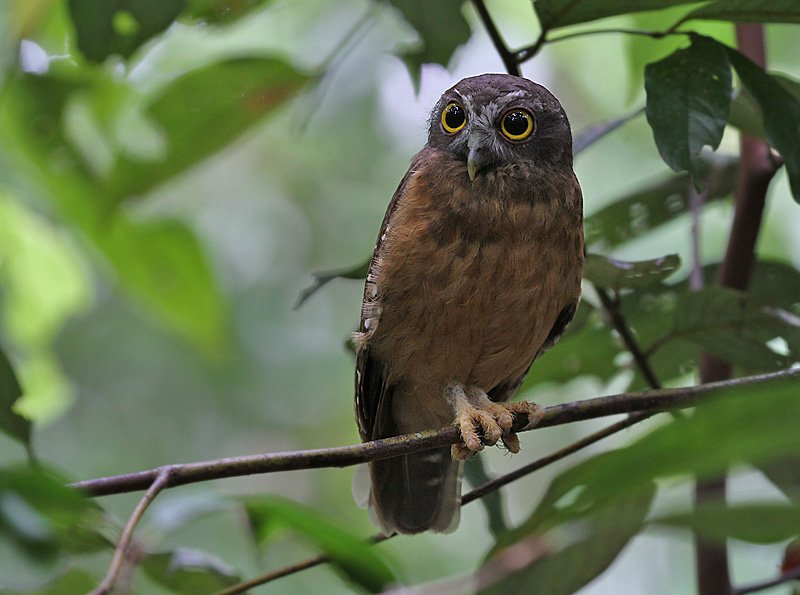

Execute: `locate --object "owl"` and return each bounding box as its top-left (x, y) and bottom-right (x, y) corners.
top-left (353, 74), bottom-right (584, 535)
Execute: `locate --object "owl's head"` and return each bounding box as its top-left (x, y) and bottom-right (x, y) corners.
top-left (426, 74), bottom-right (573, 180)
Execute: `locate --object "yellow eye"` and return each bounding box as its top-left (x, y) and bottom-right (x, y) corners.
top-left (441, 102), bottom-right (466, 134)
top-left (500, 109), bottom-right (534, 141)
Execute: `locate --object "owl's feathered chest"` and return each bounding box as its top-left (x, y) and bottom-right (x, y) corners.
top-left (358, 150), bottom-right (583, 393)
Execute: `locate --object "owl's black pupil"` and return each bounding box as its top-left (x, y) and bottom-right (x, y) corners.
top-left (445, 105), bottom-right (465, 129)
top-left (504, 111), bottom-right (529, 135)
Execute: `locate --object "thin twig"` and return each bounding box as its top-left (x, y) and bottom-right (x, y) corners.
top-left (471, 0), bottom-right (520, 76)
top-left (215, 410), bottom-right (657, 594)
top-left (90, 467), bottom-right (172, 595)
top-left (595, 286), bottom-right (662, 389)
top-left (731, 565), bottom-right (800, 595)
top-left (70, 368), bottom-right (799, 499)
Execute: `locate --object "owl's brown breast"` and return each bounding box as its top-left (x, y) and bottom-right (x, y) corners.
top-left (359, 148), bottom-right (583, 430)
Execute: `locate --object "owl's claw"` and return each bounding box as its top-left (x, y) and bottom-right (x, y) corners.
top-left (445, 382), bottom-right (543, 461)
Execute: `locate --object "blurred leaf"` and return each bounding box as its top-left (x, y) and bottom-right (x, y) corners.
top-left (684, 0), bottom-right (800, 24)
top-left (573, 109), bottom-right (643, 156)
top-left (533, 0), bottom-right (699, 31)
top-left (481, 485), bottom-right (655, 595)
top-left (527, 370), bottom-right (800, 521)
top-left (389, 0), bottom-right (470, 77)
top-left (584, 156), bottom-right (737, 249)
top-left (644, 35), bottom-right (732, 188)
top-left (141, 549), bottom-right (239, 594)
top-left (185, 0), bottom-right (273, 23)
top-left (584, 253), bottom-right (680, 290)
top-left (521, 303), bottom-right (621, 390)
top-left (0, 72), bottom-right (230, 352)
top-left (0, 569), bottom-right (96, 595)
top-left (664, 286), bottom-right (800, 371)
top-left (0, 346), bottom-right (31, 449)
top-left (104, 57), bottom-right (309, 202)
top-left (0, 466), bottom-right (110, 561)
top-left (760, 455), bottom-right (800, 502)
top-left (148, 491), bottom-right (232, 533)
top-left (654, 503), bottom-right (800, 545)
top-left (295, 259), bottom-right (369, 309)
top-left (244, 496), bottom-right (395, 592)
top-left (726, 47), bottom-right (800, 201)
top-left (67, 0), bottom-right (185, 62)
top-left (464, 457), bottom-right (508, 538)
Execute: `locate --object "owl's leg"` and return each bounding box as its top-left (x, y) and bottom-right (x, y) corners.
top-left (445, 382), bottom-right (544, 461)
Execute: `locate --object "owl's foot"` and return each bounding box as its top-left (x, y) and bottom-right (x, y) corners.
top-left (445, 383), bottom-right (544, 461)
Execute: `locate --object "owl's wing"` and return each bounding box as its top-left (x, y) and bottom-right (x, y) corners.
top-left (355, 156), bottom-right (422, 441)
top-left (488, 300), bottom-right (579, 403)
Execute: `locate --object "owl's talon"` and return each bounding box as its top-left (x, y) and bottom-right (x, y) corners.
top-left (446, 382), bottom-right (540, 458)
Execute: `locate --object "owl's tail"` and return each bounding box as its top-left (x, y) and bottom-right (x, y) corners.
top-left (367, 447), bottom-right (463, 535)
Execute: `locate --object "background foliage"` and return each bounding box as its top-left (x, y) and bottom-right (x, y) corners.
top-left (1, 0), bottom-right (799, 593)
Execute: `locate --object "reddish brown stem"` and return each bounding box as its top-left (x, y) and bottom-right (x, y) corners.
top-left (694, 23), bottom-right (780, 595)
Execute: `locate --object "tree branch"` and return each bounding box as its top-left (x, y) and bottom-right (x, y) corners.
top-left (215, 408), bottom-right (663, 594)
top-left (71, 368), bottom-right (799, 499)
top-left (91, 468), bottom-right (171, 595)
top-left (731, 565), bottom-right (800, 595)
top-left (471, 0), bottom-right (520, 76)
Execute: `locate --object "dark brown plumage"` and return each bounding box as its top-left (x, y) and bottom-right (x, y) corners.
top-left (354, 74), bottom-right (584, 535)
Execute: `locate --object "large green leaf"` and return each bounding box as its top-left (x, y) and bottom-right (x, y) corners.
top-left (141, 549), bottom-right (240, 594)
top-left (389, 0), bottom-right (471, 75)
top-left (481, 485), bottom-right (655, 595)
top-left (583, 156), bottom-right (737, 249)
top-left (528, 370), bottom-right (800, 521)
top-left (0, 60), bottom-right (309, 350)
top-left (0, 569), bottom-right (97, 595)
top-left (104, 57), bottom-right (309, 202)
top-left (644, 35), bottom-right (732, 188)
top-left (584, 253), bottom-right (680, 290)
top-left (653, 503), bottom-right (800, 545)
top-left (67, 0), bottom-right (185, 62)
top-left (683, 0), bottom-right (800, 24)
top-left (244, 496), bottom-right (396, 592)
top-left (533, 0), bottom-right (700, 31)
top-left (0, 346), bottom-right (30, 449)
top-left (726, 47), bottom-right (800, 202)
top-left (0, 466), bottom-right (110, 561)
top-left (184, 0), bottom-right (274, 23)
top-left (663, 286), bottom-right (800, 371)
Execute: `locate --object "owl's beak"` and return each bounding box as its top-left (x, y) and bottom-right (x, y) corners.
top-left (467, 147), bottom-right (485, 181)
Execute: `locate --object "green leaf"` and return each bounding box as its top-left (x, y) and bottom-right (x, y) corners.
top-left (295, 259), bottom-right (369, 310)
top-left (67, 0), bottom-right (186, 62)
top-left (0, 72), bottom-right (232, 352)
top-left (0, 345), bottom-right (31, 449)
top-left (464, 457), bottom-right (508, 538)
top-left (185, 0), bottom-right (274, 23)
top-left (389, 0), bottom-right (470, 76)
top-left (104, 57), bottom-right (309, 202)
top-left (0, 466), bottom-right (110, 561)
top-left (726, 48), bottom-right (800, 201)
top-left (653, 503), bottom-right (800, 545)
top-left (529, 370), bottom-right (800, 520)
top-left (244, 496), bottom-right (395, 592)
top-left (533, 0), bottom-right (700, 31)
top-left (0, 569), bottom-right (97, 595)
top-left (584, 156), bottom-right (738, 249)
top-left (666, 286), bottom-right (800, 371)
top-left (584, 253), bottom-right (680, 290)
top-left (521, 303), bottom-right (622, 389)
top-left (684, 0), bottom-right (800, 24)
top-left (141, 549), bottom-right (240, 594)
top-left (481, 485), bottom-right (655, 595)
top-left (644, 35), bottom-right (732, 187)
